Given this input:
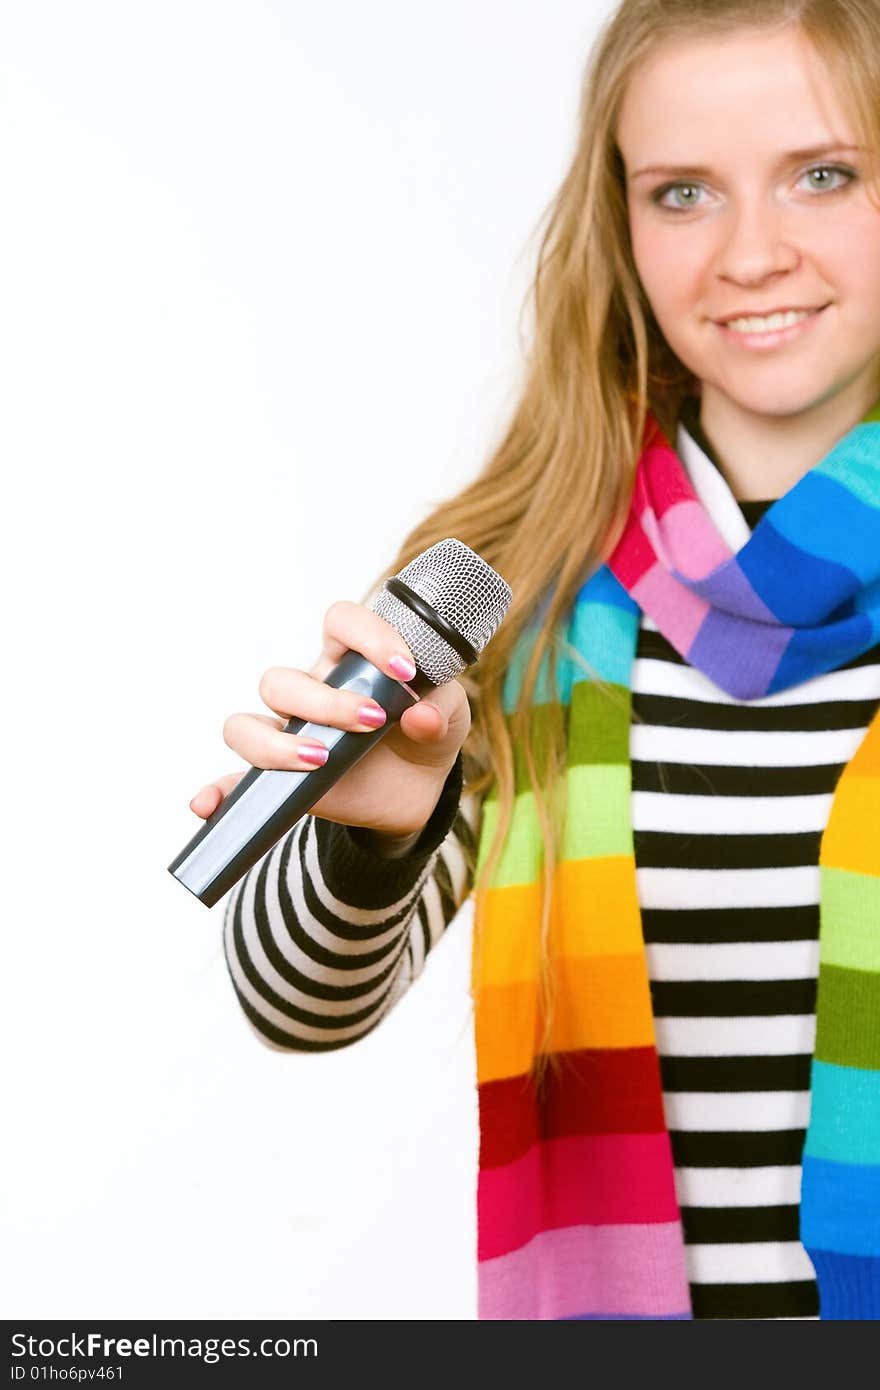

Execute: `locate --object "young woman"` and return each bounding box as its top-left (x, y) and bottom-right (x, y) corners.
top-left (189, 1), bottom-right (880, 1320)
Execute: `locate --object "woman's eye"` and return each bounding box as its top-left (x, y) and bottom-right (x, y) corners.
top-left (651, 182), bottom-right (705, 212)
top-left (649, 163), bottom-right (857, 213)
top-left (799, 163), bottom-right (856, 194)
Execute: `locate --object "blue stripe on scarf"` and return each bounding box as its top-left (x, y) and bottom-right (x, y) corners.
top-left (801, 1156), bottom-right (880, 1256)
top-left (805, 1251), bottom-right (880, 1319)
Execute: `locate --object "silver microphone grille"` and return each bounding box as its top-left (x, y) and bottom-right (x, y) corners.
top-left (369, 537), bottom-right (513, 685)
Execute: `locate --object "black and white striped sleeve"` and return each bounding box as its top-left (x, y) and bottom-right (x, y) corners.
top-left (220, 751), bottom-right (480, 1050)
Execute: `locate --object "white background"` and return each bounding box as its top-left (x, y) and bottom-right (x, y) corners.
top-left (0, 1), bottom-right (609, 1319)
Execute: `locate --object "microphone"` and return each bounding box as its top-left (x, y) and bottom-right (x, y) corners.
top-left (167, 538), bottom-right (513, 908)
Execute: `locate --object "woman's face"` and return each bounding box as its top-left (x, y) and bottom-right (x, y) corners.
top-left (616, 24), bottom-right (880, 421)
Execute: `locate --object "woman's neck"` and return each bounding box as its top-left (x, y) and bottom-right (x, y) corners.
top-left (694, 380), bottom-right (880, 501)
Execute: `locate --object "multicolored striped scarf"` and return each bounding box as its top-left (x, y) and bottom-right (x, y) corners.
top-left (471, 397), bottom-right (880, 1320)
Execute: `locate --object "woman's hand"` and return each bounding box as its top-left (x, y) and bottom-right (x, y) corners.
top-left (189, 600), bottom-right (470, 841)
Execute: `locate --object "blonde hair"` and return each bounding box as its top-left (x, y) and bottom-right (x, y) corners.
top-left (362, 0), bottom-right (880, 1072)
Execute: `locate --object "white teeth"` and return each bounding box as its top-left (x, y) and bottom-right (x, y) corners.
top-left (723, 308), bottom-right (817, 334)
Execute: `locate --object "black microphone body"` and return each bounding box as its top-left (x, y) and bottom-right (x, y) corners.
top-left (168, 651), bottom-right (436, 909)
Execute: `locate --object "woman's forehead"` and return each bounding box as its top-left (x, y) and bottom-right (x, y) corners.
top-left (615, 26), bottom-right (846, 162)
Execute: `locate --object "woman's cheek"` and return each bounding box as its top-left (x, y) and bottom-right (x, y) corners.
top-left (630, 216), bottom-right (699, 313)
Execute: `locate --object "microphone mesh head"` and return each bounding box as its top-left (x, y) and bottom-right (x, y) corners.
top-left (369, 538), bottom-right (513, 685)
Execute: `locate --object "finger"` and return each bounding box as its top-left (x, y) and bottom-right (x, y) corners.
top-left (189, 772), bottom-right (243, 818)
top-left (257, 667), bottom-right (390, 732)
top-left (314, 599), bottom-right (418, 684)
top-left (222, 711), bottom-right (333, 771)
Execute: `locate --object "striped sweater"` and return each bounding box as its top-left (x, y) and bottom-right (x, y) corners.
top-left (222, 404), bottom-right (880, 1318)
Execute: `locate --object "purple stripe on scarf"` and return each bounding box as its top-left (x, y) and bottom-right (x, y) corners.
top-left (687, 605), bottom-right (795, 699)
top-left (683, 555), bottom-right (779, 621)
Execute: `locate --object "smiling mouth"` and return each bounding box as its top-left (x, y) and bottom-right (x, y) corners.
top-left (712, 304), bottom-right (830, 347)
top-left (719, 305), bottom-right (828, 329)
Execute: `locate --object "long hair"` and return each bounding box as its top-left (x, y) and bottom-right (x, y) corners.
top-left (361, 0), bottom-right (880, 1072)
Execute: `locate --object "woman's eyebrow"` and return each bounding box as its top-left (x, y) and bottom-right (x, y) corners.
top-left (627, 143), bottom-right (867, 181)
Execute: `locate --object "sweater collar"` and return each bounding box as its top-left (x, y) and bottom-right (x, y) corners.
top-left (676, 394), bottom-right (774, 544)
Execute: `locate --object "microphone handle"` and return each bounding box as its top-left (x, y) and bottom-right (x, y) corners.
top-left (168, 650), bottom-right (436, 908)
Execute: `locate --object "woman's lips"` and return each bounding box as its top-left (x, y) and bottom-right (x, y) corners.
top-left (714, 304), bottom-right (829, 350)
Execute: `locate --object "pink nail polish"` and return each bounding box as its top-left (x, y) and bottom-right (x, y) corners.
top-left (299, 743), bottom-right (329, 765)
top-left (358, 703), bottom-right (387, 727)
top-left (389, 654), bottom-right (417, 681)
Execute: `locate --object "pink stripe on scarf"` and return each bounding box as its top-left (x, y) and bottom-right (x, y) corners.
top-left (641, 497), bottom-right (731, 580)
top-left (478, 1132), bottom-right (680, 1261)
top-left (478, 1220), bottom-right (692, 1319)
top-left (628, 562), bottom-right (709, 655)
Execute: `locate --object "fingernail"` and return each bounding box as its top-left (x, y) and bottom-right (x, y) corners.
top-left (299, 744), bottom-right (329, 765)
top-left (389, 654), bottom-right (416, 681)
top-left (358, 703), bottom-right (387, 727)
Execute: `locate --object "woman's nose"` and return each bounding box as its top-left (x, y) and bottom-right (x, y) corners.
top-left (714, 197), bottom-right (801, 283)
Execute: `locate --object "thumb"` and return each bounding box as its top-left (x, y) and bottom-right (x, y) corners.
top-left (399, 680), bottom-right (468, 744)
top-left (399, 698), bottom-right (447, 742)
